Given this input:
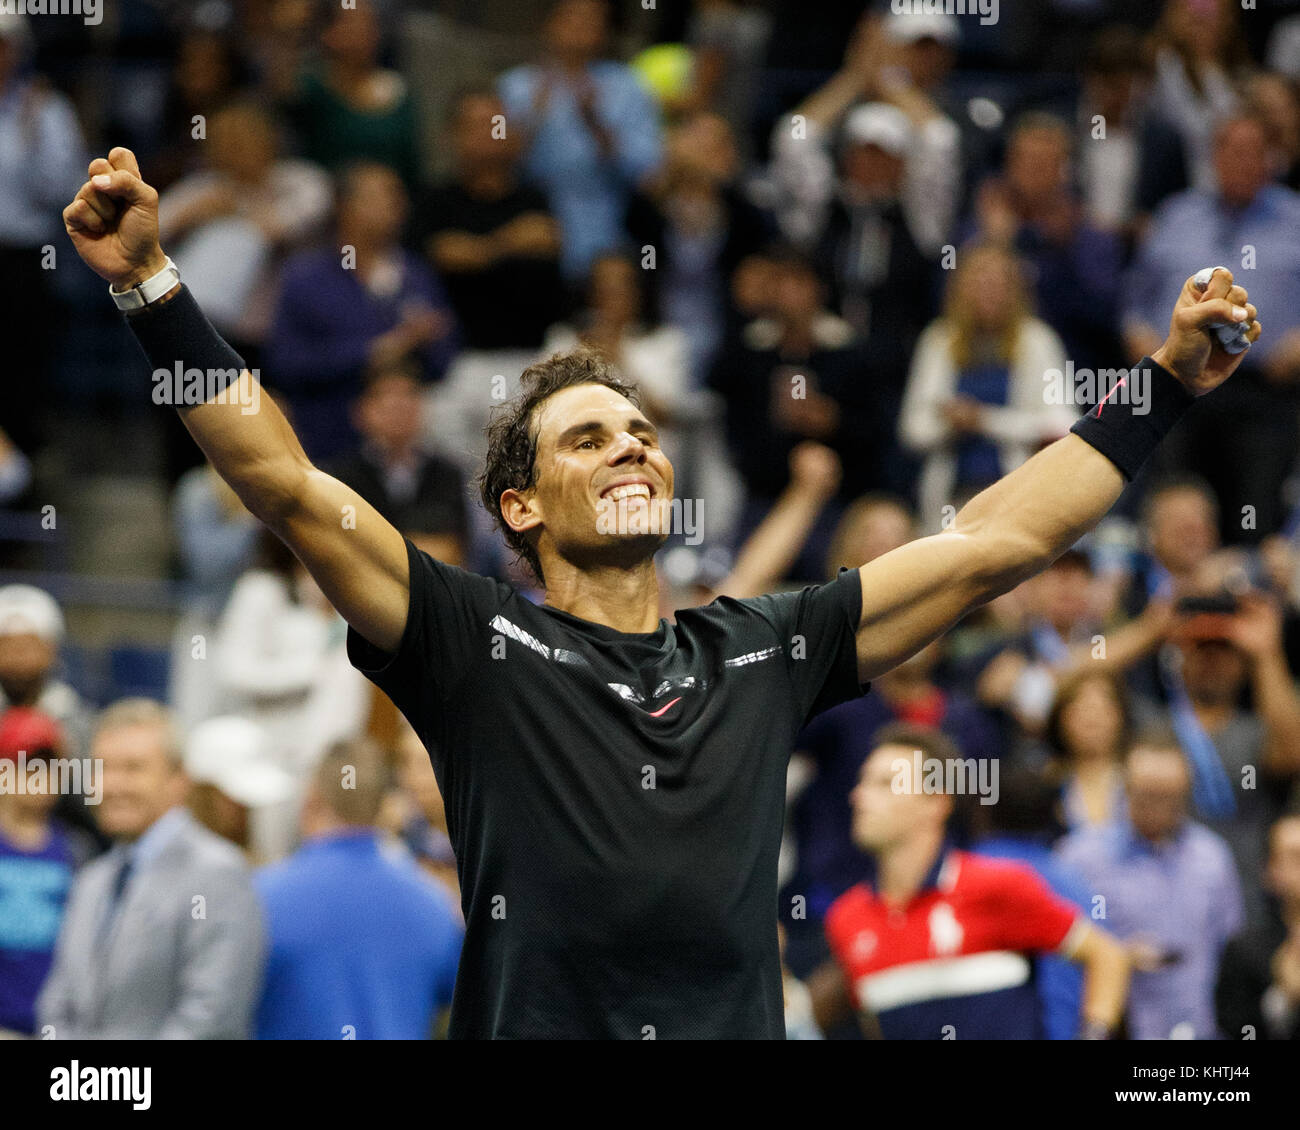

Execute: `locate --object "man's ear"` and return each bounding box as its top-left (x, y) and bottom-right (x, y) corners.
top-left (500, 488), bottom-right (543, 537)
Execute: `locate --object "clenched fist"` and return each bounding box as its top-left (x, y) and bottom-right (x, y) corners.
top-left (63, 147), bottom-right (167, 292)
top-left (1152, 267), bottom-right (1262, 396)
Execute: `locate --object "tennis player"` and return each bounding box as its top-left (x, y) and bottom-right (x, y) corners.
top-left (64, 147), bottom-right (1260, 1038)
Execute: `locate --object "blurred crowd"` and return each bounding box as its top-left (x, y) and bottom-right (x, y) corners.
top-left (3, 0), bottom-right (1300, 1039)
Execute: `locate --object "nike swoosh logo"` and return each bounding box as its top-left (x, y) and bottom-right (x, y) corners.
top-left (1096, 376), bottom-right (1126, 416)
top-left (646, 697), bottom-right (682, 718)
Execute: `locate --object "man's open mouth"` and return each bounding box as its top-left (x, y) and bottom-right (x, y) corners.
top-left (599, 482), bottom-right (654, 501)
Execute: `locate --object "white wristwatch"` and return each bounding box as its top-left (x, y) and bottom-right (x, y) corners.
top-left (109, 256), bottom-right (180, 312)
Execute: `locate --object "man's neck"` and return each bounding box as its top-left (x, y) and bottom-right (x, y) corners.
top-left (542, 559), bottom-right (661, 634)
top-left (876, 828), bottom-right (946, 907)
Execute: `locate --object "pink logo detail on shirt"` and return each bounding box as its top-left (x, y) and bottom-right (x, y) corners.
top-left (646, 697), bottom-right (683, 718)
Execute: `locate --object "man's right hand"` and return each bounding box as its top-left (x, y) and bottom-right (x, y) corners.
top-left (63, 147), bottom-right (167, 291)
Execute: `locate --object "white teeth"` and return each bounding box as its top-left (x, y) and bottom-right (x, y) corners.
top-left (606, 484), bottom-right (651, 501)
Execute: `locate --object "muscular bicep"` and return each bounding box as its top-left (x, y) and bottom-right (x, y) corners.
top-left (276, 468), bottom-right (411, 652)
top-left (854, 529), bottom-right (997, 682)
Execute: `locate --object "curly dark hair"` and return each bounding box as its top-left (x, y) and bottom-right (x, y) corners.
top-left (478, 348), bottom-right (641, 585)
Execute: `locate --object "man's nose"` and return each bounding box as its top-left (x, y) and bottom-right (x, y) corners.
top-left (607, 432), bottom-right (648, 464)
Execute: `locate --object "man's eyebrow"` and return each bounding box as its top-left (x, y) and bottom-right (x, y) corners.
top-left (555, 417), bottom-right (658, 446)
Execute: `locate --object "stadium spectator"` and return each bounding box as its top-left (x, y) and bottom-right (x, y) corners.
top-left (1147, 0), bottom-right (1247, 194)
top-left (1160, 592), bottom-right (1300, 925)
top-left (1242, 71), bottom-right (1300, 192)
top-left (1074, 26), bottom-right (1189, 246)
top-left (266, 161), bottom-right (458, 462)
top-left (824, 493), bottom-right (915, 575)
top-left (172, 463), bottom-right (261, 618)
top-left (899, 243), bottom-right (1073, 532)
top-left (0, 585), bottom-right (91, 759)
top-left (157, 100), bottom-right (331, 357)
top-left (965, 114), bottom-right (1126, 372)
top-left (810, 726), bottom-right (1129, 1039)
top-left (184, 715), bottom-right (296, 864)
top-left (1122, 113), bottom-right (1300, 543)
top-left (626, 109), bottom-right (772, 382)
top-left (254, 738), bottom-right (462, 1039)
top-left (785, 641), bottom-right (1000, 929)
top-left (1136, 474), bottom-right (1222, 601)
top-left (767, 12), bottom-right (961, 259)
top-left (211, 531), bottom-right (370, 783)
top-left (37, 700), bottom-right (265, 1039)
top-left (683, 0), bottom-right (773, 159)
top-left (709, 248), bottom-right (889, 574)
top-left (1044, 672), bottom-right (1134, 831)
top-left (877, 11), bottom-right (970, 200)
top-left (283, 0), bottom-right (421, 187)
top-left (499, 0), bottom-right (664, 280)
top-left (966, 551), bottom-right (1172, 738)
top-left (325, 361), bottom-right (469, 567)
top-left (1216, 811), bottom-right (1300, 1040)
top-left (380, 721), bottom-right (459, 905)
top-left (711, 442), bottom-right (842, 604)
top-left (149, 27), bottom-right (248, 193)
top-left (764, 18), bottom-right (952, 432)
top-left (1057, 731), bottom-right (1244, 1039)
top-left (417, 85), bottom-right (564, 357)
top-left (0, 710), bottom-right (94, 1037)
top-left (970, 758), bottom-right (1094, 1041)
top-left (0, 12), bottom-right (87, 451)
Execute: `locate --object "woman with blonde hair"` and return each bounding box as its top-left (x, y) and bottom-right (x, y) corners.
top-left (899, 243), bottom-right (1073, 531)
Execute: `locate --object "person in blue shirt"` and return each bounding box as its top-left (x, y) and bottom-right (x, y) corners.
top-left (0, 712), bottom-right (96, 1036)
top-left (254, 737), bottom-right (462, 1040)
top-left (499, 0), bottom-right (663, 282)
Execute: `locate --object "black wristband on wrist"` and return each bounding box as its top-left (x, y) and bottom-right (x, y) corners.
top-left (124, 285), bottom-right (248, 403)
top-left (1068, 357), bottom-right (1195, 481)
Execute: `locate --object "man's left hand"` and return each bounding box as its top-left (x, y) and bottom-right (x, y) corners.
top-left (1151, 267), bottom-right (1261, 395)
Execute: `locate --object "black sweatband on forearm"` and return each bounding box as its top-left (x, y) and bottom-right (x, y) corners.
top-left (123, 285), bottom-right (248, 402)
top-left (1068, 357), bottom-right (1195, 481)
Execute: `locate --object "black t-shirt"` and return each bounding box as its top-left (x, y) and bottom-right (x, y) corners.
top-left (413, 182), bottom-right (565, 351)
top-left (348, 540), bottom-right (868, 1038)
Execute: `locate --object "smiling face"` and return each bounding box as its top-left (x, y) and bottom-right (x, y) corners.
top-left (95, 721), bottom-right (186, 842)
top-left (501, 383), bottom-right (674, 576)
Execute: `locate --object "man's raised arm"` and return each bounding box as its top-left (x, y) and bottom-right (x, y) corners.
top-left (65, 148), bottom-right (410, 652)
top-left (852, 268), bottom-right (1262, 683)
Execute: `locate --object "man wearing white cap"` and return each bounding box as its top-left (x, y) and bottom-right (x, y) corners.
top-left (0, 585), bottom-right (91, 760)
top-left (185, 715), bottom-right (297, 863)
top-left (769, 10), bottom-right (961, 257)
